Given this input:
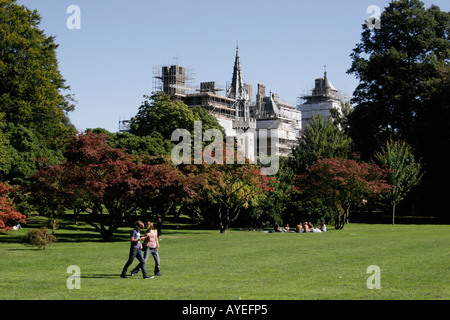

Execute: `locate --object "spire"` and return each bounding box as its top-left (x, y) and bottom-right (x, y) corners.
top-left (227, 45), bottom-right (248, 100)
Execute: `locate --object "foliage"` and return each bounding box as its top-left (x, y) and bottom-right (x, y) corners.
top-left (22, 227), bottom-right (56, 250)
top-left (182, 143), bottom-right (276, 233)
top-left (0, 0), bottom-right (75, 143)
top-left (130, 92), bottom-right (224, 140)
top-left (33, 132), bottom-right (200, 240)
top-left (290, 113), bottom-right (353, 175)
top-left (294, 157), bottom-right (392, 229)
top-left (0, 0), bottom-right (75, 216)
top-left (34, 132), bottom-right (144, 241)
top-left (0, 113), bottom-right (13, 176)
top-left (288, 114), bottom-right (354, 226)
top-left (414, 66), bottom-right (450, 215)
top-left (0, 182), bottom-right (27, 232)
top-left (108, 131), bottom-right (173, 156)
top-left (375, 140), bottom-right (422, 224)
top-left (347, 0), bottom-right (450, 158)
top-left (347, 0), bottom-right (449, 217)
top-left (245, 157), bottom-right (295, 228)
top-left (134, 161), bottom-right (201, 235)
top-left (330, 101), bottom-right (354, 133)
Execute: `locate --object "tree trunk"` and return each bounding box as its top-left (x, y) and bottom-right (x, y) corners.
top-left (345, 206), bottom-right (350, 225)
top-left (218, 205), bottom-right (227, 234)
top-left (157, 216), bottom-right (163, 237)
top-left (392, 204), bottom-right (396, 225)
top-left (51, 217), bottom-right (58, 235)
top-left (101, 229), bottom-right (115, 242)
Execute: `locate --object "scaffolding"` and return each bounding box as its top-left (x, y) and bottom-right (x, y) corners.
top-left (152, 64), bottom-right (196, 97)
top-left (118, 119), bottom-right (131, 132)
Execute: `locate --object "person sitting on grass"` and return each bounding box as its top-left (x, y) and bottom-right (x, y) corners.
top-left (285, 224), bottom-right (295, 233)
top-left (274, 223), bottom-right (284, 232)
top-left (303, 222), bottom-right (310, 233)
top-left (310, 222), bottom-right (322, 233)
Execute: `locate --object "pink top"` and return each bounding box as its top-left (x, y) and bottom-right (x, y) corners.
top-left (145, 230), bottom-right (158, 248)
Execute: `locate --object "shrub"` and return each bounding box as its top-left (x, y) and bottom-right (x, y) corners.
top-left (22, 227), bottom-right (57, 250)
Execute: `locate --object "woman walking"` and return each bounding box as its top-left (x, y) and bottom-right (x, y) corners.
top-left (120, 221), bottom-right (152, 279)
top-left (131, 221), bottom-right (162, 277)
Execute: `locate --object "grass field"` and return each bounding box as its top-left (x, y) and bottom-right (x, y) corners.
top-left (0, 217), bottom-right (448, 300)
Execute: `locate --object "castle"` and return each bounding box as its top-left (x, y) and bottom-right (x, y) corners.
top-left (120, 47), bottom-right (346, 160)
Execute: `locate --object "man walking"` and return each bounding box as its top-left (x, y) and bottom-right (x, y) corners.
top-left (120, 221), bottom-right (153, 279)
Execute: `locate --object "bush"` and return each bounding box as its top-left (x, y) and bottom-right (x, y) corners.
top-left (22, 227), bottom-right (57, 250)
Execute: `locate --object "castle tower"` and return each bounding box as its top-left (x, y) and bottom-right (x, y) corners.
top-left (299, 71), bottom-right (344, 130)
top-left (227, 46), bottom-right (251, 120)
top-left (227, 45), bottom-right (249, 101)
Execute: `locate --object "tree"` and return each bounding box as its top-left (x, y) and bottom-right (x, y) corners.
top-left (0, 113), bottom-right (13, 176)
top-left (108, 131), bottom-right (173, 157)
top-left (347, 0), bottom-right (449, 217)
top-left (0, 0), bottom-right (75, 139)
top-left (34, 132), bottom-right (143, 241)
top-left (375, 140), bottom-right (422, 224)
top-left (294, 157), bottom-right (392, 230)
top-left (135, 161), bottom-right (201, 236)
top-left (290, 113), bottom-right (353, 175)
top-left (0, 0), bottom-right (75, 199)
top-left (414, 66), bottom-right (450, 216)
top-left (347, 0), bottom-right (449, 158)
top-left (130, 92), bottom-right (224, 141)
top-left (246, 157), bottom-right (295, 229)
top-left (185, 143), bottom-right (275, 233)
top-left (0, 182), bottom-right (27, 232)
top-left (34, 132), bottom-right (199, 240)
top-left (330, 101), bottom-right (354, 133)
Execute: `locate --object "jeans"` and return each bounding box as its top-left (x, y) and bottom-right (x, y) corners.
top-left (132, 247), bottom-right (160, 275)
top-left (121, 248), bottom-right (148, 278)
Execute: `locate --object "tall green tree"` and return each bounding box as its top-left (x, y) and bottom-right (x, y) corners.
top-left (347, 0), bottom-right (449, 216)
top-left (330, 101), bottom-right (353, 133)
top-left (347, 0), bottom-right (449, 158)
top-left (0, 0), bottom-right (75, 184)
top-left (290, 113), bottom-right (353, 175)
top-left (0, 113), bottom-right (13, 176)
top-left (130, 92), bottom-right (224, 140)
top-left (375, 140), bottom-right (422, 224)
top-left (414, 66), bottom-right (450, 215)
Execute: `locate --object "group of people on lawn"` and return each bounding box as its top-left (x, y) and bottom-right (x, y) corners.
top-left (274, 221), bottom-right (327, 233)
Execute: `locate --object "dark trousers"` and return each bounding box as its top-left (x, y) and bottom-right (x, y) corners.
top-left (132, 247), bottom-right (160, 275)
top-left (121, 248), bottom-right (148, 278)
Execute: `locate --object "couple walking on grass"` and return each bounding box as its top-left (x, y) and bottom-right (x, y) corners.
top-left (120, 220), bottom-right (162, 279)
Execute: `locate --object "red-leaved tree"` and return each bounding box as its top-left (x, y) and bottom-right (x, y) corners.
top-left (294, 157), bottom-right (392, 229)
top-left (135, 161), bottom-right (202, 235)
top-left (183, 142), bottom-right (276, 233)
top-left (0, 182), bottom-right (27, 232)
top-left (34, 132), bottom-right (200, 240)
top-left (34, 132), bottom-right (141, 240)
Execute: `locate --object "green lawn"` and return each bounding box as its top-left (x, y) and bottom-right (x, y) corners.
top-left (0, 218), bottom-right (448, 300)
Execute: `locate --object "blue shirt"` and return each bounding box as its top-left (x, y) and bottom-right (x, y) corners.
top-left (130, 229), bottom-right (140, 249)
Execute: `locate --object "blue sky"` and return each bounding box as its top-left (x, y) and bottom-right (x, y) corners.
top-left (17, 0), bottom-right (450, 133)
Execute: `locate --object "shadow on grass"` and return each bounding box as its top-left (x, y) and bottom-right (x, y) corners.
top-left (1, 215), bottom-right (214, 245)
top-left (5, 247), bottom-right (44, 251)
top-left (81, 273), bottom-right (122, 279)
